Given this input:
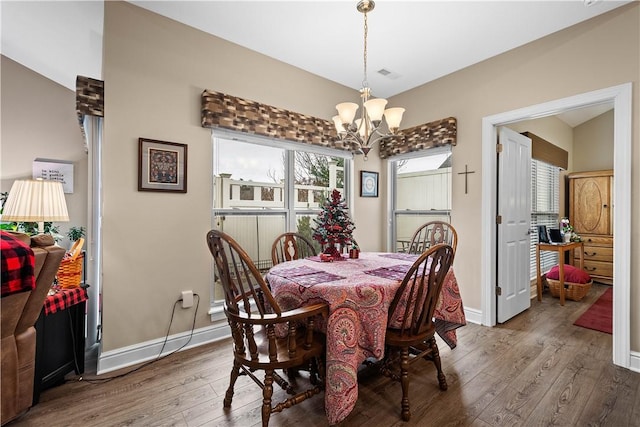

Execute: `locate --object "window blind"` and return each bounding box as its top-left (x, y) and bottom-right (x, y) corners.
top-left (529, 159), bottom-right (560, 279)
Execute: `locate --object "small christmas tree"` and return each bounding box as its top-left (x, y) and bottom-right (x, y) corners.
top-left (312, 189), bottom-right (356, 258)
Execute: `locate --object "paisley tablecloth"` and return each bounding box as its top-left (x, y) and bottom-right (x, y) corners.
top-left (266, 252), bottom-right (466, 425)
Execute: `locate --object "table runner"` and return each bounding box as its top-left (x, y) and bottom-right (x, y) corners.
top-left (266, 252), bottom-right (465, 424)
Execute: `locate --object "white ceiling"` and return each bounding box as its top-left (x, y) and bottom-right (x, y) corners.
top-left (1, 0), bottom-right (625, 125)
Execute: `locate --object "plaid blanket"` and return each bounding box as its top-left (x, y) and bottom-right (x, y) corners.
top-left (1, 231), bottom-right (36, 297)
top-left (44, 287), bottom-right (88, 315)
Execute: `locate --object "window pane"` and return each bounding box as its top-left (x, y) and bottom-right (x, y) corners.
top-left (296, 214), bottom-right (322, 254)
top-left (212, 135), bottom-right (352, 306)
top-left (396, 153), bottom-right (451, 211)
top-left (392, 149), bottom-right (452, 253)
top-left (395, 213), bottom-right (451, 253)
top-left (214, 139), bottom-right (285, 209)
top-left (294, 152), bottom-right (345, 210)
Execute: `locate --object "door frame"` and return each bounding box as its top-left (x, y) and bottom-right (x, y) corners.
top-left (480, 83), bottom-right (632, 369)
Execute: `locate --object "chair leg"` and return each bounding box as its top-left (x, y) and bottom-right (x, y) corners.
top-left (262, 369), bottom-right (274, 427)
top-left (400, 347), bottom-right (411, 421)
top-left (428, 336), bottom-right (448, 391)
top-left (224, 360), bottom-right (241, 408)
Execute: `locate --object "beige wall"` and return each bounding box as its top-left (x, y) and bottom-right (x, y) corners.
top-left (0, 55), bottom-right (88, 249)
top-left (3, 1), bottom-right (637, 359)
top-left (390, 3), bottom-right (638, 345)
top-left (101, 1), bottom-right (364, 351)
top-left (573, 110), bottom-right (615, 171)
top-left (64, 0), bottom-right (638, 355)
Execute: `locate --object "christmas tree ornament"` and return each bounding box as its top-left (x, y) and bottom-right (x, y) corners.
top-left (312, 189), bottom-right (356, 260)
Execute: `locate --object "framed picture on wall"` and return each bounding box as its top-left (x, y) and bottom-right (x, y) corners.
top-left (360, 170), bottom-right (379, 197)
top-left (138, 138), bottom-right (187, 193)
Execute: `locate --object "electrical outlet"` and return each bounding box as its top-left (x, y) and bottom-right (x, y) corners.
top-left (181, 290), bottom-right (193, 309)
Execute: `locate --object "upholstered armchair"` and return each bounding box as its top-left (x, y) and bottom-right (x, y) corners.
top-left (1, 232), bottom-right (65, 425)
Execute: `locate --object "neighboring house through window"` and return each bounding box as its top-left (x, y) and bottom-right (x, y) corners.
top-left (211, 130), bottom-right (352, 304)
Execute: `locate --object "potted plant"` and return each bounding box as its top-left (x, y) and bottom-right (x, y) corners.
top-left (67, 226), bottom-right (86, 242)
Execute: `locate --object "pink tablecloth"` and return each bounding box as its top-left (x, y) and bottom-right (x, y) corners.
top-left (265, 252), bottom-right (466, 425)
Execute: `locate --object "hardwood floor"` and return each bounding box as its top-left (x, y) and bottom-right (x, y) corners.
top-left (10, 283), bottom-right (640, 426)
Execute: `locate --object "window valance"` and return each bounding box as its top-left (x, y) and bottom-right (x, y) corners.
top-left (201, 90), bottom-right (457, 159)
top-left (76, 76), bottom-right (104, 148)
top-left (76, 76), bottom-right (104, 118)
top-left (379, 117), bottom-right (457, 159)
top-left (201, 90), bottom-right (354, 152)
top-left (521, 131), bottom-right (568, 170)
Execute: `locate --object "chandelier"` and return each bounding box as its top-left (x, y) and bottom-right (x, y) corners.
top-left (332, 0), bottom-right (405, 160)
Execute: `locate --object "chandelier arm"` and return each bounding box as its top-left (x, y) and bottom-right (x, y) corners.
top-left (341, 131), bottom-right (365, 147)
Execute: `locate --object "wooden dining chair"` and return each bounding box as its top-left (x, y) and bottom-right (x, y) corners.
top-left (407, 221), bottom-right (457, 257)
top-left (381, 243), bottom-right (455, 421)
top-left (271, 232), bottom-right (317, 266)
top-left (206, 230), bottom-right (328, 427)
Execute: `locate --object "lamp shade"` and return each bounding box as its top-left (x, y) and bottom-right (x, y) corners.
top-left (384, 107), bottom-right (405, 131)
top-left (2, 179), bottom-right (69, 222)
top-left (336, 102), bottom-right (359, 125)
top-left (363, 98), bottom-right (388, 122)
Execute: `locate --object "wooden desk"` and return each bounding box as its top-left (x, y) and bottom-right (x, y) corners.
top-left (536, 241), bottom-right (584, 305)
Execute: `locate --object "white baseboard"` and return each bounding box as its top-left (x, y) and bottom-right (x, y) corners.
top-left (97, 322), bottom-right (230, 375)
top-left (97, 308), bottom-right (639, 375)
top-left (464, 306), bottom-right (483, 325)
top-left (629, 351), bottom-right (640, 373)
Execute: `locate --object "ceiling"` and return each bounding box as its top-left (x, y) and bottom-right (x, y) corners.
top-left (2, 0), bottom-right (626, 126)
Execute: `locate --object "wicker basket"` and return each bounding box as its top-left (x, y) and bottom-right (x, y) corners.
top-left (57, 253), bottom-right (84, 288)
top-left (547, 277), bottom-right (592, 301)
top-left (57, 238), bottom-right (84, 289)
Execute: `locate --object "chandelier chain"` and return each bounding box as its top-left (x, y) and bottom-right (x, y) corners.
top-left (362, 10), bottom-right (368, 89)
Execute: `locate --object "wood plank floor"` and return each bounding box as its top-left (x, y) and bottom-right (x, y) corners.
top-left (10, 283), bottom-right (640, 426)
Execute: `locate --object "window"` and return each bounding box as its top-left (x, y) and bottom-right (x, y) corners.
top-left (529, 159), bottom-right (560, 279)
top-left (389, 147), bottom-right (452, 252)
top-left (212, 131), bottom-right (351, 302)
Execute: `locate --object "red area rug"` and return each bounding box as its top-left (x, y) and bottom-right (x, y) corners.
top-left (573, 287), bottom-right (612, 334)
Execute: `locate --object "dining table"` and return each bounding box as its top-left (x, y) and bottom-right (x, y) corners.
top-left (265, 251), bottom-right (466, 425)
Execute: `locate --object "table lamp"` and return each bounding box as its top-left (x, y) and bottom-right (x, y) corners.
top-left (1, 179), bottom-right (69, 234)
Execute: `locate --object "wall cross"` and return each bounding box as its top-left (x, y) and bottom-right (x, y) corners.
top-left (458, 164), bottom-right (476, 194)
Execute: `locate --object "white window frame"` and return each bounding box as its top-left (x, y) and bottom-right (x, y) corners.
top-left (387, 146), bottom-right (452, 252)
top-left (210, 129), bottom-right (353, 314)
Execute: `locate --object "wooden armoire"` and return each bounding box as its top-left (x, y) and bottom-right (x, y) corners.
top-left (568, 170), bottom-right (613, 284)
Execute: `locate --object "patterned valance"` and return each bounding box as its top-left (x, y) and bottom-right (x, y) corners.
top-left (76, 76), bottom-right (104, 118)
top-left (201, 90), bottom-right (456, 159)
top-left (379, 117), bottom-right (457, 159)
top-left (201, 90), bottom-right (354, 152)
top-left (76, 76), bottom-right (104, 149)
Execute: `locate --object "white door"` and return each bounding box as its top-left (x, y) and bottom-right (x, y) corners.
top-left (497, 127), bottom-right (531, 323)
